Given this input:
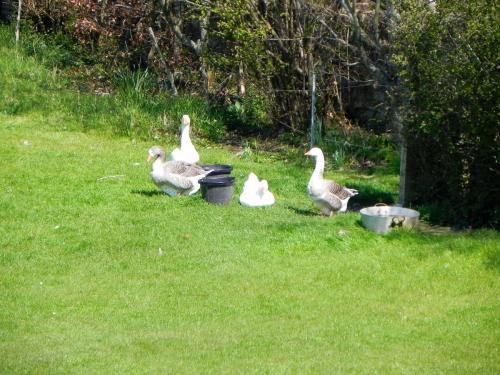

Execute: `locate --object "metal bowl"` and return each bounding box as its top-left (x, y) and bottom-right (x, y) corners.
top-left (360, 204), bottom-right (420, 234)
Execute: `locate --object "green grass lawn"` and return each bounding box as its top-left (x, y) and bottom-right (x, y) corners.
top-left (1, 28), bottom-right (499, 374)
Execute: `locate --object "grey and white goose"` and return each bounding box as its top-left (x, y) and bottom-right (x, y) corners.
top-left (147, 146), bottom-right (210, 196)
top-left (305, 147), bottom-right (358, 216)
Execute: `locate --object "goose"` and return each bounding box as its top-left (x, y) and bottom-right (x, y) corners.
top-left (239, 172), bottom-right (275, 207)
top-left (148, 146), bottom-right (210, 196)
top-left (305, 147), bottom-right (358, 216)
top-left (169, 114), bottom-right (200, 164)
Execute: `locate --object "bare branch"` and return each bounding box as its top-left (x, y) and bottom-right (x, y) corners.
top-left (148, 27), bottom-right (178, 95)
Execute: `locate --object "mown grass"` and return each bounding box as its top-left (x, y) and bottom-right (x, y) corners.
top-left (1, 27), bottom-right (499, 374)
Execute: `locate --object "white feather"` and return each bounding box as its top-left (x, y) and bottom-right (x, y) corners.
top-left (239, 173), bottom-right (275, 207)
top-left (168, 115), bottom-right (200, 164)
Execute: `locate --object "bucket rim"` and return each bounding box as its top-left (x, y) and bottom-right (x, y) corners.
top-left (199, 176), bottom-right (235, 187)
top-left (201, 164), bottom-right (233, 176)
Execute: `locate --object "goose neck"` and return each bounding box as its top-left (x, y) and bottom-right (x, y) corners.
top-left (180, 125), bottom-right (192, 146)
top-left (312, 154), bottom-right (325, 178)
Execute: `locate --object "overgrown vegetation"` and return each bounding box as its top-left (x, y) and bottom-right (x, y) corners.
top-left (1, 20), bottom-right (398, 166)
top-left (8, 0), bottom-right (399, 134)
top-left (324, 127), bottom-right (398, 170)
top-left (394, 0), bottom-right (499, 228)
top-left (0, 26), bottom-right (228, 142)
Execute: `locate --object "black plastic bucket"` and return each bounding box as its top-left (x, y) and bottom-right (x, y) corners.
top-left (201, 164), bottom-right (233, 179)
top-left (199, 176), bottom-right (235, 205)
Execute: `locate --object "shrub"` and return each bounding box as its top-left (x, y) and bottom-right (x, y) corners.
top-left (223, 88), bottom-right (273, 136)
top-left (395, 0), bottom-right (499, 228)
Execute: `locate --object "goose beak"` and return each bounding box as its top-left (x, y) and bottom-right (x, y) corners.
top-left (147, 154), bottom-right (153, 162)
top-left (304, 150), bottom-right (311, 156)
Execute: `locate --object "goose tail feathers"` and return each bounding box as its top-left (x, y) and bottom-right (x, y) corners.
top-left (345, 188), bottom-right (358, 196)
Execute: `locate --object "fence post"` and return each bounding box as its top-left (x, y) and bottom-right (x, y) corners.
top-left (399, 140), bottom-right (407, 206)
top-left (15, 0), bottom-right (22, 46)
top-left (309, 66), bottom-right (317, 148)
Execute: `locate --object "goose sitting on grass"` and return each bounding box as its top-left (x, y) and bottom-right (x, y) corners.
top-left (239, 172), bottom-right (275, 207)
top-left (148, 146), bottom-right (210, 196)
top-left (169, 114), bottom-right (200, 164)
top-left (305, 147), bottom-right (358, 216)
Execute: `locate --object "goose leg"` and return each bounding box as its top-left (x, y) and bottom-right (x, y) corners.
top-left (320, 206), bottom-right (334, 217)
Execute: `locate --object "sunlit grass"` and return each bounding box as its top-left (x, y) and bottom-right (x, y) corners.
top-left (1, 114), bottom-right (499, 374)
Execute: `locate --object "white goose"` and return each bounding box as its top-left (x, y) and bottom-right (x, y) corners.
top-left (148, 146), bottom-right (210, 196)
top-left (169, 114), bottom-right (200, 164)
top-left (305, 147), bottom-right (358, 216)
top-left (239, 172), bottom-right (275, 207)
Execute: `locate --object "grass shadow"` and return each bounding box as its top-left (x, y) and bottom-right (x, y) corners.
top-left (286, 206), bottom-right (318, 217)
top-left (348, 183), bottom-right (396, 208)
top-left (131, 189), bottom-right (164, 197)
top-left (484, 248), bottom-right (500, 271)
top-left (355, 219), bottom-right (365, 229)
top-left (415, 222), bottom-right (455, 235)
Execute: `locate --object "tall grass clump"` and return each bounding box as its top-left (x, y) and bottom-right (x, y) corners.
top-left (110, 70), bottom-right (226, 141)
top-left (0, 27), bottom-right (66, 116)
top-left (20, 30), bottom-right (88, 68)
top-left (324, 127), bottom-right (398, 171)
top-left (160, 95), bottom-right (226, 142)
top-left (0, 25), bottom-right (226, 142)
top-left (223, 88), bottom-right (274, 136)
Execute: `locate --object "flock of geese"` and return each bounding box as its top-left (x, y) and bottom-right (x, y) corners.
top-left (148, 115), bottom-right (358, 215)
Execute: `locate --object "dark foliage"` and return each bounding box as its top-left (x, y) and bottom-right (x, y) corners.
top-left (395, 1), bottom-right (499, 228)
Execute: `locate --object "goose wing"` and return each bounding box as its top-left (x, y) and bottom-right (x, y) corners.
top-left (318, 187), bottom-right (342, 211)
top-left (165, 161), bottom-right (207, 177)
top-left (154, 171), bottom-right (193, 189)
top-left (153, 161), bottom-right (206, 189)
top-left (325, 180), bottom-right (357, 200)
